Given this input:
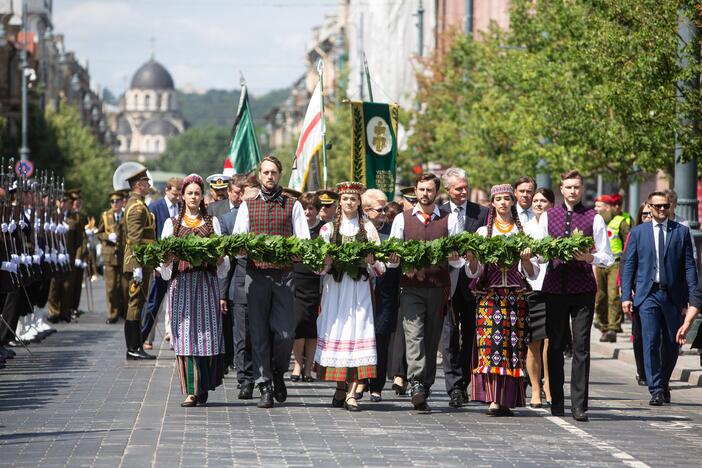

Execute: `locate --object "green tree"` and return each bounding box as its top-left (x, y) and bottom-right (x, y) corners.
top-left (45, 105), bottom-right (116, 216)
top-left (155, 125), bottom-right (231, 177)
top-left (410, 0), bottom-right (702, 191)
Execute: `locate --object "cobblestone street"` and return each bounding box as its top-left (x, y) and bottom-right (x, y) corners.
top-left (1, 280), bottom-right (701, 467)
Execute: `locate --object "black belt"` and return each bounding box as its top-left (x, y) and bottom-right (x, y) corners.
top-left (651, 282), bottom-right (668, 291)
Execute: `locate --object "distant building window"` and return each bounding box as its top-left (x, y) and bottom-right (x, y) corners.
top-left (162, 93), bottom-right (169, 110)
top-left (145, 94), bottom-right (151, 109)
top-left (133, 94), bottom-right (138, 109)
top-left (155, 138), bottom-right (160, 152)
top-left (156, 94), bottom-right (161, 111)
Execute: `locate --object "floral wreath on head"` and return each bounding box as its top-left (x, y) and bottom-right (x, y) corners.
top-left (182, 173), bottom-right (204, 192)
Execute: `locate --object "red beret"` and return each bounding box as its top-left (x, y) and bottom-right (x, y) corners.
top-left (598, 195), bottom-right (614, 205)
top-left (610, 194), bottom-right (623, 205)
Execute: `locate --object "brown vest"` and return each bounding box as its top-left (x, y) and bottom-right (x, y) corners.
top-left (399, 208), bottom-right (450, 289)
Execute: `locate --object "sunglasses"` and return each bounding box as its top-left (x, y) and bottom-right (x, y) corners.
top-left (641, 211), bottom-right (651, 217)
top-left (110, 199), bottom-right (121, 204)
top-left (650, 203), bottom-right (670, 210)
top-left (368, 207), bottom-right (388, 213)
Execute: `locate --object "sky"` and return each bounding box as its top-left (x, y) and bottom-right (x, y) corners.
top-left (53, 0), bottom-right (338, 96)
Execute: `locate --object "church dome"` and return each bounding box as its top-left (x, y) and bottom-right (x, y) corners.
top-left (130, 59), bottom-right (174, 90)
top-left (140, 117), bottom-right (179, 136)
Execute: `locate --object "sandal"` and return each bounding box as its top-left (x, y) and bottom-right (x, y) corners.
top-left (344, 395), bottom-right (360, 412)
top-left (180, 395), bottom-right (197, 407)
top-left (332, 385), bottom-right (346, 408)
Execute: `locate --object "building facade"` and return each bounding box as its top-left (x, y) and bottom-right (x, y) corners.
top-left (108, 59), bottom-right (186, 163)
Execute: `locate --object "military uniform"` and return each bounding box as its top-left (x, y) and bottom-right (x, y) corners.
top-left (67, 209), bottom-right (88, 315)
top-left (96, 193), bottom-right (127, 322)
top-left (47, 197), bottom-right (74, 322)
top-left (123, 181), bottom-right (157, 359)
top-left (595, 213), bottom-right (630, 339)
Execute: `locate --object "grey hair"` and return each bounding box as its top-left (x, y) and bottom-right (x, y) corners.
top-left (361, 188), bottom-right (388, 208)
top-left (442, 167), bottom-right (468, 189)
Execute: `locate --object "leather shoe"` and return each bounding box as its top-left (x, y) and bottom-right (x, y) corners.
top-left (636, 374), bottom-right (647, 386)
top-left (273, 373), bottom-right (287, 403)
top-left (414, 401), bottom-right (431, 413)
top-left (649, 393), bottom-right (664, 406)
top-left (257, 384), bottom-right (274, 408)
top-left (448, 389), bottom-right (464, 408)
top-left (238, 383), bottom-right (254, 400)
top-left (196, 392), bottom-right (208, 405)
top-left (180, 396), bottom-right (197, 407)
top-left (105, 318), bottom-right (118, 324)
top-left (663, 387), bottom-right (671, 404)
top-left (572, 408), bottom-right (589, 422)
top-left (551, 406), bottom-right (565, 417)
top-left (46, 315), bottom-right (60, 324)
top-left (410, 381), bottom-right (427, 408)
top-left (126, 348), bottom-right (156, 360)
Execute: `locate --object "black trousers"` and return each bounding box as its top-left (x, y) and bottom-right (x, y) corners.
top-left (546, 292), bottom-right (595, 413)
top-left (387, 313), bottom-right (407, 379)
top-left (631, 308), bottom-right (646, 381)
top-left (441, 293), bottom-right (477, 395)
top-left (0, 289), bottom-right (32, 345)
top-left (230, 301), bottom-right (253, 386)
top-left (370, 332), bottom-right (391, 393)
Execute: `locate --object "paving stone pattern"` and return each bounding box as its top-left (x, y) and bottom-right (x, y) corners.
top-left (1, 280), bottom-right (702, 467)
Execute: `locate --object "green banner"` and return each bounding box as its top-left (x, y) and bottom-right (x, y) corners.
top-left (350, 101), bottom-right (399, 199)
top-left (226, 85), bottom-right (261, 174)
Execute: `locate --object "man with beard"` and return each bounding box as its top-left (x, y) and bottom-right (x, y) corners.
top-left (233, 156), bottom-right (310, 408)
top-left (388, 173), bottom-right (463, 413)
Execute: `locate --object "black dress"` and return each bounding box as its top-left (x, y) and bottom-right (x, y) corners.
top-left (293, 221), bottom-right (324, 339)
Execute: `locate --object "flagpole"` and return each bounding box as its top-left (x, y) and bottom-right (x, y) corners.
top-left (363, 52), bottom-right (374, 103)
top-left (317, 60), bottom-right (328, 189)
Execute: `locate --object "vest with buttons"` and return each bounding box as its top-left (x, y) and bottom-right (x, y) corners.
top-left (247, 195), bottom-right (294, 270)
top-left (399, 208), bottom-right (450, 289)
top-left (542, 204), bottom-right (597, 294)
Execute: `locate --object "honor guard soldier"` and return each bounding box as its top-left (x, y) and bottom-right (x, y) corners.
top-left (316, 189), bottom-right (338, 223)
top-left (400, 187), bottom-right (418, 210)
top-left (67, 189), bottom-right (89, 319)
top-left (97, 191), bottom-right (127, 324)
top-left (122, 165), bottom-right (157, 360)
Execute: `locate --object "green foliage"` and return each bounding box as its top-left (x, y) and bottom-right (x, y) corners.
top-left (409, 0), bottom-right (702, 190)
top-left (45, 105), bottom-right (115, 217)
top-left (132, 231), bottom-right (594, 272)
top-left (154, 125), bottom-right (231, 176)
top-left (176, 88), bottom-right (291, 128)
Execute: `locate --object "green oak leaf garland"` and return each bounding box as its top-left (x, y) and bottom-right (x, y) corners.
top-left (131, 231), bottom-right (594, 272)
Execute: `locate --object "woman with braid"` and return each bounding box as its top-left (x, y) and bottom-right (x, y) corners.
top-left (159, 174), bottom-right (230, 407)
top-left (315, 182), bottom-right (385, 412)
top-left (464, 184), bottom-right (539, 416)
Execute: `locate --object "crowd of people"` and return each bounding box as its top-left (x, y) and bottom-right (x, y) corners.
top-left (3, 156), bottom-right (702, 422)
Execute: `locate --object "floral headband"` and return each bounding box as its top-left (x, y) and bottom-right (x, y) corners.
top-left (182, 173), bottom-right (204, 190)
top-left (336, 181), bottom-right (366, 195)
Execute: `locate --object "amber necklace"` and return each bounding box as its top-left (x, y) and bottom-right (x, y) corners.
top-left (183, 211), bottom-right (202, 229)
top-left (494, 217), bottom-right (514, 234)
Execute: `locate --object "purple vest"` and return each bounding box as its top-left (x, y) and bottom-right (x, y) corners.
top-left (541, 204), bottom-right (597, 294)
top-left (399, 209), bottom-right (450, 289)
top-left (248, 195), bottom-right (294, 270)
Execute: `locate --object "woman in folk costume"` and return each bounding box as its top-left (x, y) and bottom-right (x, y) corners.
top-left (315, 181), bottom-right (385, 412)
top-left (159, 173), bottom-right (230, 407)
top-left (464, 184), bottom-right (539, 416)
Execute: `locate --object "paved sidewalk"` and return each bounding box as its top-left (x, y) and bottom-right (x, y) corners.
top-left (1, 279), bottom-right (702, 467)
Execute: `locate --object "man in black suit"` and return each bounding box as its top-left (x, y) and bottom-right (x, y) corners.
top-left (216, 175), bottom-right (254, 398)
top-left (439, 167), bottom-right (488, 407)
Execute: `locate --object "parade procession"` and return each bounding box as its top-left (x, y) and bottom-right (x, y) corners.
top-left (3, 1), bottom-right (702, 467)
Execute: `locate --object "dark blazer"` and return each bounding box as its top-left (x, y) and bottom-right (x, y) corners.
top-left (440, 200), bottom-right (489, 302)
top-left (208, 199), bottom-right (232, 218)
top-left (148, 198), bottom-right (173, 240)
top-left (621, 220), bottom-right (698, 309)
top-left (218, 208), bottom-right (249, 304)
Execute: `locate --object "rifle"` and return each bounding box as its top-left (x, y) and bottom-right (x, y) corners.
top-left (0, 158), bottom-right (21, 289)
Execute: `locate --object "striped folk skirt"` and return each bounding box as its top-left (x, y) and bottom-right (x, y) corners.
top-left (315, 273), bottom-right (377, 382)
top-left (168, 269), bottom-right (225, 395)
top-left (471, 288), bottom-right (529, 408)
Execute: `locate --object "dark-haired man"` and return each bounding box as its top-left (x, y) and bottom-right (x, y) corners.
top-left (388, 173), bottom-right (463, 413)
top-left (536, 169), bottom-right (613, 422)
top-left (514, 176), bottom-right (536, 225)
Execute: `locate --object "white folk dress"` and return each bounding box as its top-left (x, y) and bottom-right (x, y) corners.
top-left (315, 215), bottom-right (384, 382)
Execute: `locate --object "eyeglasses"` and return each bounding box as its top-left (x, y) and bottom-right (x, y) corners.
top-left (110, 199), bottom-right (121, 204)
top-left (368, 207), bottom-right (388, 213)
top-left (650, 203), bottom-right (670, 210)
top-left (641, 211), bottom-right (651, 217)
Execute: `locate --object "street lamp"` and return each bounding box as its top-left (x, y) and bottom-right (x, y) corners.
top-left (19, 0), bottom-right (30, 161)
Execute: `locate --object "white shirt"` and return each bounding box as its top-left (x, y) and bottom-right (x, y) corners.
top-left (165, 197), bottom-right (179, 218)
top-left (447, 200), bottom-right (467, 234)
top-left (387, 204), bottom-right (464, 276)
top-left (159, 216), bottom-right (230, 281)
top-left (526, 216), bottom-right (549, 291)
top-left (319, 216), bottom-right (386, 277)
top-left (517, 205), bottom-right (535, 225)
top-left (652, 218), bottom-right (668, 283)
top-left (536, 207), bottom-right (614, 268)
top-left (232, 196), bottom-right (311, 239)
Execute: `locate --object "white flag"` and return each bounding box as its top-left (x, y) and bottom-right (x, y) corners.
top-left (289, 81), bottom-right (323, 191)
